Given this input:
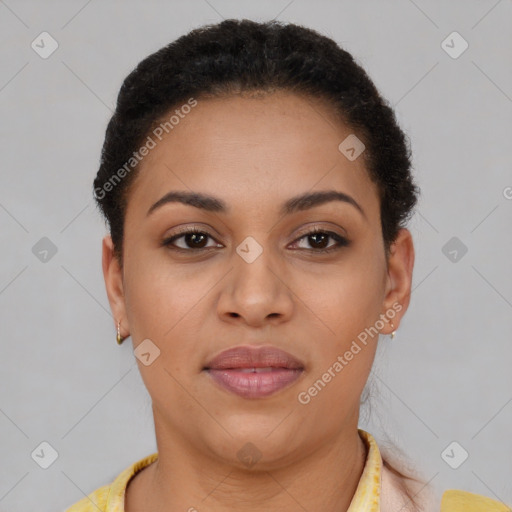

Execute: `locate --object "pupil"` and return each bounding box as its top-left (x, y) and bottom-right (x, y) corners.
top-left (310, 233), bottom-right (328, 249)
top-left (188, 233), bottom-right (206, 248)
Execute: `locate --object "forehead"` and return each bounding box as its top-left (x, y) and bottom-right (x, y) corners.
top-left (126, 91), bottom-right (380, 222)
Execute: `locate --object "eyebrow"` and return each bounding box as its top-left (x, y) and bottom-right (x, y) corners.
top-left (147, 189), bottom-right (366, 219)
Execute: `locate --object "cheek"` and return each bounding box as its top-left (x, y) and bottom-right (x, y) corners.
top-left (304, 257), bottom-right (385, 345)
top-left (123, 251), bottom-right (218, 372)
top-left (122, 255), bottom-right (210, 409)
top-left (293, 249), bottom-right (385, 407)
top-left (294, 267), bottom-right (382, 418)
top-left (123, 244), bottom-right (201, 334)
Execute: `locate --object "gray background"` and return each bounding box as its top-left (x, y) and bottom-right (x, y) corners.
top-left (0, 1), bottom-right (511, 510)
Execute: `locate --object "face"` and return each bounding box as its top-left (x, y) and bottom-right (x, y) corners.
top-left (103, 90), bottom-right (414, 470)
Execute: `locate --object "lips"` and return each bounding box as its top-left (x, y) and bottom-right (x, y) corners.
top-left (204, 345), bottom-right (304, 371)
top-left (203, 345), bottom-right (305, 399)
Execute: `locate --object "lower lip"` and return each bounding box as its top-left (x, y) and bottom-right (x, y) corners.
top-left (205, 368), bottom-right (303, 398)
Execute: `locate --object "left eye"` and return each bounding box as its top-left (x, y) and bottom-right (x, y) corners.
top-left (291, 229), bottom-right (350, 253)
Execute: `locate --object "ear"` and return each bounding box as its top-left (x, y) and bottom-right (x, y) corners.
top-left (381, 228), bottom-right (415, 335)
top-left (102, 235), bottom-right (129, 338)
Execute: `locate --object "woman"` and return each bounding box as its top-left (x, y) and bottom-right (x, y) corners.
top-left (65, 19), bottom-right (509, 512)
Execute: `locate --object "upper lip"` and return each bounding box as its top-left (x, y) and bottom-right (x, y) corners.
top-left (204, 345), bottom-right (304, 370)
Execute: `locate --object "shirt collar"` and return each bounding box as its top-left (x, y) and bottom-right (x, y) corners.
top-left (347, 429), bottom-right (382, 512)
top-left (106, 451), bottom-right (159, 511)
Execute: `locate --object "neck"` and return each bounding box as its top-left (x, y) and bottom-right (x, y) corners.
top-left (127, 415), bottom-right (368, 512)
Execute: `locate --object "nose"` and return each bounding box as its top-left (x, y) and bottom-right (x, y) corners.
top-left (216, 241), bottom-right (294, 328)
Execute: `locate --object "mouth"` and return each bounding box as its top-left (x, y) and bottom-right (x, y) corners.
top-left (203, 345), bottom-right (305, 399)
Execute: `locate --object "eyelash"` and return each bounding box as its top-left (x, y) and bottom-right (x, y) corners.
top-left (162, 226), bottom-right (350, 254)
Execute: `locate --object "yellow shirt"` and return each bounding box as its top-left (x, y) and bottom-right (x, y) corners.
top-left (64, 429), bottom-right (510, 512)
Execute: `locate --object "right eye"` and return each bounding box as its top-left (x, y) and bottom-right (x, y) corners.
top-left (162, 227), bottom-right (222, 251)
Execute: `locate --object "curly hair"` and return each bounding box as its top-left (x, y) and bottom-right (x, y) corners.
top-left (93, 18), bottom-right (419, 265)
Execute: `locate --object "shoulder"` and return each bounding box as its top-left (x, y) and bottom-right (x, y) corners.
top-left (64, 484), bottom-right (111, 511)
top-left (63, 452), bottom-right (159, 512)
top-left (441, 489), bottom-right (511, 512)
top-left (380, 460), bottom-right (437, 512)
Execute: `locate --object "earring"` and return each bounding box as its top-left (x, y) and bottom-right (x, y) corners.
top-left (116, 320), bottom-right (125, 345)
top-left (390, 322), bottom-right (396, 340)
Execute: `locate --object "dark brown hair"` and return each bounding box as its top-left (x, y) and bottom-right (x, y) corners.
top-left (93, 18), bottom-right (419, 264)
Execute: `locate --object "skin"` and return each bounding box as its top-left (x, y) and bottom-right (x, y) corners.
top-left (102, 90), bottom-right (415, 512)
